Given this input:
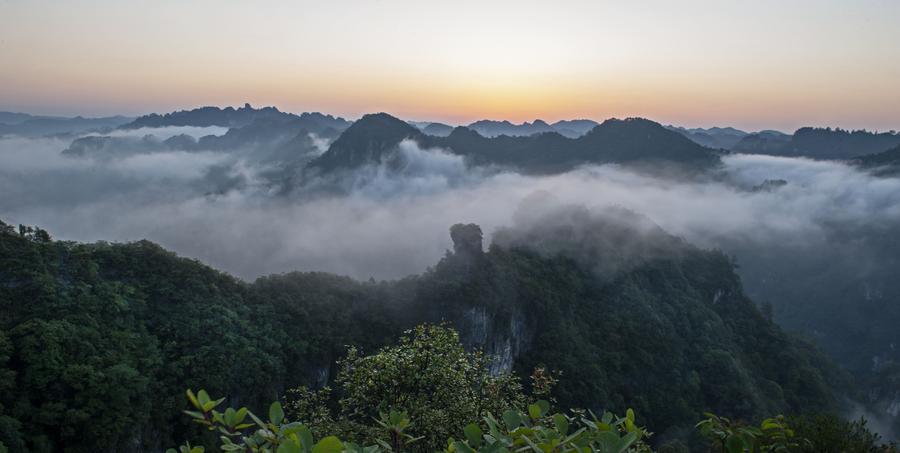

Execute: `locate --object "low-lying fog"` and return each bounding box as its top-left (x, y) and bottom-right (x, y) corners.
top-left (3, 132), bottom-right (899, 281)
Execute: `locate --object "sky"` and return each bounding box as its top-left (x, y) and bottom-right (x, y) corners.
top-left (1, 0), bottom-right (899, 131)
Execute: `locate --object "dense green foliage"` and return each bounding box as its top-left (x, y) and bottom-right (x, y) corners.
top-left (414, 208), bottom-right (844, 442)
top-left (732, 218), bottom-right (900, 438)
top-left (0, 220), bottom-right (408, 452)
top-left (696, 413), bottom-right (808, 452)
top-left (170, 324), bottom-right (653, 453)
top-left (164, 327), bottom-right (894, 453)
top-left (696, 412), bottom-right (898, 453)
top-left (288, 325), bottom-right (525, 452)
top-left (0, 212), bottom-right (853, 451)
top-left (171, 388), bottom-right (650, 453)
top-left (787, 414), bottom-right (898, 452)
top-left (159, 323), bottom-right (895, 453)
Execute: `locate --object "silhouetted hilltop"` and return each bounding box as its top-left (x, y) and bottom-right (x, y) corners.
top-left (667, 125), bottom-right (748, 149)
top-left (467, 119), bottom-right (557, 137)
top-left (121, 104), bottom-right (350, 132)
top-left (791, 127), bottom-right (900, 159)
top-left (63, 116), bottom-right (336, 168)
top-left (309, 113), bottom-right (424, 171)
top-left (416, 118), bottom-right (599, 138)
top-left (122, 104), bottom-right (286, 128)
top-left (731, 131), bottom-right (793, 155)
top-left (310, 113), bottom-right (720, 174)
top-left (575, 118), bottom-right (718, 164)
top-left (421, 122), bottom-right (454, 137)
top-left (733, 127), bottom-right (900, 159)
top-left (551, 119), bottom-right (600, 138)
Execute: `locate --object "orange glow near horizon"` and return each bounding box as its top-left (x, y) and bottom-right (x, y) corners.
top-left (1, 0), bottom-right (899, 132)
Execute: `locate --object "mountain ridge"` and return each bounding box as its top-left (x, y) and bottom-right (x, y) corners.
top-left (121, 103), bottom-right (350, 132)
top-left (311, 113), bottom-right (721, 175)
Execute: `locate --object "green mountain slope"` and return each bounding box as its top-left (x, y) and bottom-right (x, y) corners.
top-left (0, 214), bottom-right (841, 451)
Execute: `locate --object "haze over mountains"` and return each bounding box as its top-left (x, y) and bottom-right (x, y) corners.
top-left (0, 111), bottom-right (133, 137)
top-left (6, 104), bottom-right (899, 163)
top-left (2, 104), bottom-right (900, 446)
top-left (309, 113), bottom-right (718, 177)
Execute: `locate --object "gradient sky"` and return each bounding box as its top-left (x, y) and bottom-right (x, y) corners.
top-left (1, 0), bottom-right (899, 131)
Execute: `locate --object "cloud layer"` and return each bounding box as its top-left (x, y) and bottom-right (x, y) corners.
top-left (2, 134), bottom-right (899, 283)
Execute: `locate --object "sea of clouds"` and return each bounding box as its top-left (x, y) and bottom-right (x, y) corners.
top-left (3, 132), bottom-right (900, 281)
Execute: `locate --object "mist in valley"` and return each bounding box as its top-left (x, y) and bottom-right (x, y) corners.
top-left (3, 132), bottom-right (898, 282)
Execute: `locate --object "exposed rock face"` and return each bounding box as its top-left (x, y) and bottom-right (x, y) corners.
top-left (459, 306), bottom-right (530, 374)
top-left (450, 223), bottom-right (483, 256)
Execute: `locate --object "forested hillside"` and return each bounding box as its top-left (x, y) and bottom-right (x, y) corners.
top-left (0, 212), bottom-right (848, 451)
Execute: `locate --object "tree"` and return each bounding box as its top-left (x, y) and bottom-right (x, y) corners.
top-left (787, 414), bottom-right (898, 453)
top-left (696, 413), bottom-right (807, 452)
top-left (287, 324), bottom-right (525, 452)
top-left (170, 389), bottom-right (650, 453)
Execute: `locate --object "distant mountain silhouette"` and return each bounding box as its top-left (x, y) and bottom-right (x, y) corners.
top-left (666, 125), bottom-right (748, 150)
top-left (790, 127), bottom-right (900, 159)
top-left (731, 131), bottom-right (793, 155)
top-left (0, 112), bottom-right (132, 137)
top-left (467, 119), bottom-right (557, 137)
top-left (733, 127), bottom-right (900, 159)
top-left (62, 135), bottom-right (163, 158)
top-left (0, 111), bottom-right (44, 125)
top-left (121, 104), bottom-right (350, 133)
top-left (551, 119), bottom-right (600, 138)
top-left (64, 116), bottom-right (340, 166)
top-left (311, 113), bottom-right (720, 174)
top-left (422, 122), bottom-right (454, 137)
top-left (194, 116), bottom-right (341, 150)
top-left (414, 118), bottom-right (600, 138)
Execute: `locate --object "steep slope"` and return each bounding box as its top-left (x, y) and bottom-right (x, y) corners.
top-left (308, 113), bottom-right (425, 172)
top-left (413, 208), bottom-right (842, 440)
top-left (0, 222), bottom-right (404, 452)
top-left (0, 213), bottom-right (843, 451)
